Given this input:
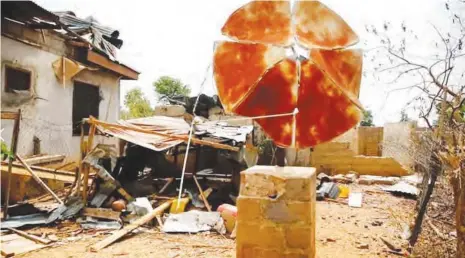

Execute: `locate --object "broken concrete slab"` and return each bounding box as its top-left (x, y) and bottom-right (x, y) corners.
top-left (162, 210), bottom-right (225, 234)
top-left (357, 175), bottom-right (400, 185)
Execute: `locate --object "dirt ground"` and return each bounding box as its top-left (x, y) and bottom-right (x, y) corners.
top-left (413, 177), bottom-right (457, 257)
top-left (15, 185), bottom-right (417, 258)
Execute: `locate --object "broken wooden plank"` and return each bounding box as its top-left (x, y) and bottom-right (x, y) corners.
top-left (87, 50), bottom-right (139, 80)
top-left (1, 249), bottom-right (14, 257)
top-left (83, 123), bottom-right (96, 205)
top-left (15, 155), bottom-right (64, 205)
top-left (0, 163), bottom-right (78, 183)
top-left (53, 161), bottom-right (76, 171)
top-left (86, 117), bottom-right (239, 152)
top-left (4, 109), bottom-right (21, 219)
top-left (90, 200), bottom-right (173, 251)
top-left (23, 154), bottom-right (66, 166)
top-left (159, 178), bottom-right (174, 194)
top-left (193, 175), bottom-right (212, 212)
top-left (0, 233), bottom-right (46, 256)
top-left (6, 228), bottom-right (51, 245)
top-left (1, 111), bottom-right (19, 120)
top-left (82, 208), bottom-right (121, 221)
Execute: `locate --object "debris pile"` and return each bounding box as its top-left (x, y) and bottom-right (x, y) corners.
top-left (315, 172), bottom-right (421, 207)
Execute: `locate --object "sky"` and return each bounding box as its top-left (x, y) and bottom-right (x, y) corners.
top-left (35, 0), bottom-right (454, 126)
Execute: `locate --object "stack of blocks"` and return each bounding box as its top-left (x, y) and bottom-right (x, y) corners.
top-left (236, 165), bottom-right (316, 258)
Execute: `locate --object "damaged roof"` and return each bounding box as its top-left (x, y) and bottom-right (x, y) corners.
top-left (1, 0), bottom-right (139, 80)
top-left (91, 116), bottom-right (252, 152)
top-left (1, 1), bottom-right (58, 26)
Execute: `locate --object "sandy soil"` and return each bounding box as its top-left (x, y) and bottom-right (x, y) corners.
top-left (16, 185), bottom-right (417, 258)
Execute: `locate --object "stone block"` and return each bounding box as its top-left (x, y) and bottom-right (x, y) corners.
top-left (239, 166), bottom-right (316, 201)
top-left (236, 197), bottom-right (262, 222)
top-left (236, 166), bottom-right (316, 258)
top-left (237, 197), bottom-right (313, 224)
top-left (285, 225), bottom-right (314, 249)
top-left (153, 105), bottom-right (185, 117)
top-left (236, 222), bottom-right (285, 249)
top-left (237, 245), bottom-right (282, 258)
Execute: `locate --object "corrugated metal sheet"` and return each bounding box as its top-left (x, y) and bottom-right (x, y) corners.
top-left (97, 116), bottom-right (188, 152)
top-left (96, 116), bottom-right (251, 152)
top-left (54, 12), bottom-right (115, 37)
top-left (381, 181), bottom-right (419, 196)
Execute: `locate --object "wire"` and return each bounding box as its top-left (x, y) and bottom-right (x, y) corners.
top-left (176, 63), bottom-right (212, 209)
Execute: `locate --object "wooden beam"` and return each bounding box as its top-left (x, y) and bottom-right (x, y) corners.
top-left (87, 50), bottom-right (138, 80)
top-left (3, 109), bottom-right (20, 218)
top-left (16, 155), bottom-right (64, 205)
top-left (23, 154), bottom-right (66, 166)
top-left (82, 123), bottom-right (96, 205)
top-left (1, 111), bottom-right (19, 120)
top-left (7, 228), bottom-right (52, 245)
top-left (90, 201), bottom-right (173, 251)
top-left (1, 162), bottom-right (78, 183)
top-left (82, 208), bottom-right (121, 221)
top-left (87, 117), bottom-right (240, 152)
top-left (193, 175), bottom-right (212, 212)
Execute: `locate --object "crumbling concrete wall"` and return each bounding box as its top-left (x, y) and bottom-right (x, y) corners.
top-left (356, 126), bottom-right (383, 156)
top-left (310, 141), bottom-right (409, 176)
top-left (1, 33), bottom-right (120, 161)
top-left (236, 166), bottom-right (316, 258)
top-left (382, 121), bottom-right (417, 170)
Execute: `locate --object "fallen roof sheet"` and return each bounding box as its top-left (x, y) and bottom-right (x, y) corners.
top-left (381, 181), bottom-right (419, 196)
top-left (92, 116), bottom-right (248, 152)
top-left (97, 116), bottom-right (188, 152)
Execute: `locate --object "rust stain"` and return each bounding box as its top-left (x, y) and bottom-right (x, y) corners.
top-left (221, 0), bottom-right (292, 46)
top-left (310, 48), bottom-right (363, 107)
top-left (294, 0), bottom-right (359, 49)
top-left (296, 60), bottom-right (361, 147)
top-left (213, 41), bottom-right (285, 112)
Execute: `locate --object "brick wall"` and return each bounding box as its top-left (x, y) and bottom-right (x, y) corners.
top-left (236, 166), bottom-right (316, 258)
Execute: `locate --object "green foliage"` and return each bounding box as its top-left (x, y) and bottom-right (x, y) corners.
top-left (122, 87), bottom-right (153, 119)
top-left (435, 100), bottom-right (465, 125)
top-left (153, 76), bottom-right (191, 100)
top-left (360, 109), bottom-right (374, 126)
top-left (1, 140), bottom-right (13, 161)
top-left (400, 109), bottom-right (411, 122)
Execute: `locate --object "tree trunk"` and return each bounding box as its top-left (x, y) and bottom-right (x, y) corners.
top-left (450, 160), bottom-right (465, 258)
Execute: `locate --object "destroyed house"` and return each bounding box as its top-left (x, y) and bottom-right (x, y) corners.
top-left (1, 1), bottom-right (139, 160)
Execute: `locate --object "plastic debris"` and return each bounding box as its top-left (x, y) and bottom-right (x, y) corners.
top-left (217, 204), bottom-right (237, 233)
top-left (169, 197), bottom-right (190, 214)
top-left (348, 192), bottom-right (363, 208)
top-left (127, 197), bottom-right (153, 216)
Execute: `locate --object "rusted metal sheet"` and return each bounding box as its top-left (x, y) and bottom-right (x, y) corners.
top-left (221, 0), bottom-right (292, 46)
top-left (92, 116), bottom-right (244, 152)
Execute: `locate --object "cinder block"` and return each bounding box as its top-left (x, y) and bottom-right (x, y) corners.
top-left (237, 245), bottom-right (282, 258)
top-left (239, 166), bottom-right (316, 201)
top-left (285, 225), bottom-right (314, 249)
top-left (236, 222), bottom-right (285, 249)
top-left (236, 197), bottom-right (262, 222)
top-left (237, 166), bottom-right (316, 258)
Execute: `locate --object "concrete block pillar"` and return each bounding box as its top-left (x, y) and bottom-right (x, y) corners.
top-left (236, 166), bottom-right (316, 258)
